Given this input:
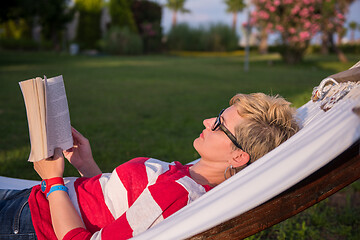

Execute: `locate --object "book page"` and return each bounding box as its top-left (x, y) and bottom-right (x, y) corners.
top-left (44, 75), bottom-right (73, 157)
top-left (19, 78), bottom-right (47, 162)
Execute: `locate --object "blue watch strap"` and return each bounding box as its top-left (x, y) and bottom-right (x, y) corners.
top-left (46, 185), bottom-right (68, 198)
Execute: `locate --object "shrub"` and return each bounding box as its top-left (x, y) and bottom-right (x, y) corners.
top-left (275, 43), bottom-right (360, 55)
top-left (306, 44), bottom-right (322, 54)
top-left (166, 23), bottom-right (238, 52)
top-left (101, 26), bottom-right (143, 55)
top-left (166, 24), bottom-right (202, 51)
top-left (0, 38), bottom-right (53, 51)
top-left (0, 19), bottom-right (31, 40)
top-left (208, 23), bottom-right (238, 51)
top-left (339, 43), bottom-right (360, 54)
top-left (306, 44), bottom-right (360, 55)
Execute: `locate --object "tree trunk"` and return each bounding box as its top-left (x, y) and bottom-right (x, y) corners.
top-left (232, 12), bottom-right (237, 32)
top-left (337, 34), bottom-right (342, 45)
top-left (351, 30), bottom-right (355, 43)
top-left (280, 50), bottom-right (304, 64)
top-left (321, 31), bottom-right (329, 55)
top-left (334, 47), bottom-right (348, 63)
top-left (329, 32), bottom-right (348, 63)
top-left (52, 30), bottom-right (61, 52)
top-left (279, 43), bottom-right (307, 65)
top-left (4, 22), bottom-right (12, 38)
top-left (172, 11), bottom-right (177, 27)
top-left (258, 28), bottom-right (268, 54)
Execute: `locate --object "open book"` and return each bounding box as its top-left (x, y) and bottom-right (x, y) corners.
top-left (19, 75), bottom-right (73, 162)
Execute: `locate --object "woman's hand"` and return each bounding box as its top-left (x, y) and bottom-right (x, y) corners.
top-left (34, 148), bottom-right (64, 180)
top-left (63, 127), bottom-right (102, 177)
top-left (63, 127), bottom-right (93, 168)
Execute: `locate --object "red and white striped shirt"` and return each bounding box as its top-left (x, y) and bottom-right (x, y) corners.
top-left (29, 157), bottom-right (212, 240)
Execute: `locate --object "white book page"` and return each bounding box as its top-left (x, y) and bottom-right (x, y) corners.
top-left (44, 75), bottom-right (73, 157)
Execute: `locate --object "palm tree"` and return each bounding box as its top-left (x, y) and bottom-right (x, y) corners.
top-left (165, 0), bottom-right (190, 27)
top-left (349, 21), bottom-right (358, 42)
top-left (224, 0), bottom-right (246, 31)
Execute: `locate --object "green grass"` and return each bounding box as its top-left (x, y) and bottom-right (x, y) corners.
top-left (0, 50), bottom-right (359, 238)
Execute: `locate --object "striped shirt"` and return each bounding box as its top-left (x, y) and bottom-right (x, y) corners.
top-left (29, 157), bottom-right (212, 240)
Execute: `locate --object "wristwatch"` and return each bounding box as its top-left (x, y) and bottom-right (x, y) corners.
top-left (40, 177), bottom-right (64, 195)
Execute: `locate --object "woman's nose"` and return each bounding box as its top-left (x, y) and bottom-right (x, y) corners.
top-left (203, 118), bottom-right (215, 129)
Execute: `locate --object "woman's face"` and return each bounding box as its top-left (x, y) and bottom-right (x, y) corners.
top-left (193, 105), bottom-right (243, 164)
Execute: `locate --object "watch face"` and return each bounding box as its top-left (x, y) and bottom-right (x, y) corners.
top-left (41, 180), bottom-right (47, 192)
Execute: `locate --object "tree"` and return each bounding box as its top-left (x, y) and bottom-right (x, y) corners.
top-left (252, 0), bottom-right (352, 64)
top-left (165, 0), bottom-right (190, 27)
top-left (349, 21), bottom-right (358, 42)
top-left (0, 0), bottom-right (74, 50)
top-left (0, 0), bottom-right (42, 40)
top-left (224, 0), bottom-right (246, 32)
top-left (319, 0), bottom-right (347, 51)
top-left (317, 0), bottom-right (351, 62)
top-left (75, 0), bottom-right (103, 49)
top-left (109, 0), bottom-right (137, 32)
top-left (131, 0), bottom-right (163, 53)
top-left (252, 0), bottom-right (323, 64)
top-left (37, 0), bottom-right (75, 51)
top-left (0, 0), bottom-right (37, 24)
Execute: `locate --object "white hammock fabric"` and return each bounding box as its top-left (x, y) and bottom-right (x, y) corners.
top-left (0, 177), bottom-right (39, 190)
top-left (1, 69), bottom-right (359, 240)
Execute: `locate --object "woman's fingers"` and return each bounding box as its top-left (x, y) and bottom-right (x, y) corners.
top-left (53, 148), bottom-right (63, 159)
top-left (45, 148), bottom-right (63, 161)
top-left (71, 127), bottom-right (88, 145)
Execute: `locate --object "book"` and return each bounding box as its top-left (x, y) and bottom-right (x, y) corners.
top-left (19, 75), bottom-right (73, 162)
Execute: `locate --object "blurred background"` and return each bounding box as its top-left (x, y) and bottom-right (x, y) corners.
top-left (1, 0), bottom-right (359, 60)
top-left (1, 0), bottom-right (359, 239)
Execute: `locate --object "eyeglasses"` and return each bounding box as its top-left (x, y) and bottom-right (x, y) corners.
top-left (212, 109), bottom-right (244, 151)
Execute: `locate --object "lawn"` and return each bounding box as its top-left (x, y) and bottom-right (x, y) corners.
top-left (0, 50), bottom-right (359, 239)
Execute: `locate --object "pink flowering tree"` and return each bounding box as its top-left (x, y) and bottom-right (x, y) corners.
top-left (318, 0), bottom-right (351, 62)
top-left (252, 0), bottom-right (322, 64)
top-left (252, 0), bottom-right (353, 64)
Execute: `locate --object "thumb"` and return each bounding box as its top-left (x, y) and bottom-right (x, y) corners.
top-left (53, 148), bottom-right (63, 159)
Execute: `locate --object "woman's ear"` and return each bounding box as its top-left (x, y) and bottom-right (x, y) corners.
top-left (230, 150), bottom-right (250, 168)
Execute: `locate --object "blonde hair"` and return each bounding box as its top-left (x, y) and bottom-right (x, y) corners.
top-left (230, 93), bottom-right (299, 164)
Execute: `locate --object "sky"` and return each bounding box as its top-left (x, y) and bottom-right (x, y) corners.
top-left (157, 0), bottom-right (360, 44)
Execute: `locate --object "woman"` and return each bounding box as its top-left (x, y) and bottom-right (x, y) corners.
top-left (0, 93), bottom-right (299, 240)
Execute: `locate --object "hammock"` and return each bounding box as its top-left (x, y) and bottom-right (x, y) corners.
top-left (1, 62), bottom-right (359, 239)
top-left (132, 63), bottom-right (360, 240)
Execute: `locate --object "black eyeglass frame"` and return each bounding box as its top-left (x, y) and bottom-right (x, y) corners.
top-left (212, 109), bottom-right (244, 151)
